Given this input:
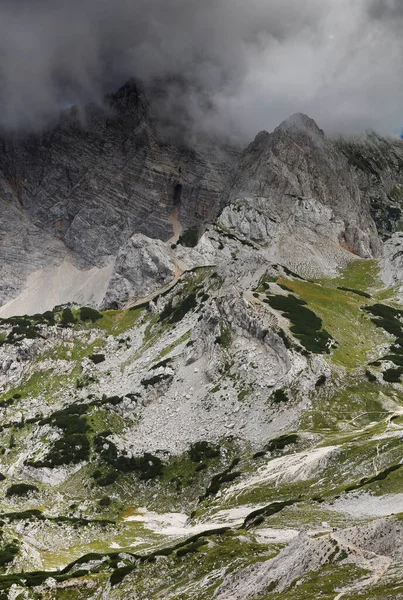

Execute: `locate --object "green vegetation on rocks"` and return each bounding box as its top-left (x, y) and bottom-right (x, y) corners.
top-left (265, 293), bottom-right (333, 354)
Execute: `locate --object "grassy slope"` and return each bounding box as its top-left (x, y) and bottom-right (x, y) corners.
top-left (2, 261), bottom-right (403, 598)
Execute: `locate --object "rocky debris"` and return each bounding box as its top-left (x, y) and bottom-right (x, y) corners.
top-left (215, 518), bottom-right (403, 599)
top-left (102, 234), bottom-right (177, 308)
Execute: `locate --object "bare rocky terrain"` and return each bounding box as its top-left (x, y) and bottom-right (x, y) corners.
top-left (1, 80), bottom-right (403, 599)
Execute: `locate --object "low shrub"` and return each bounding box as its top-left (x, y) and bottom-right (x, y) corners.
top-left (7, 322), bottom-right (41, 343)
top-left (151, 358), bottom-right (172, 371)
top-left (176, 539), bottom-right (208, 557)
top-left (189, 441), bottom-right (220, 463)
top-left (79, 307), bottom-right (103, 322)
top-left (110, 565), bottom-right (134, 587)
top-left (201, 459), bottom-right (241, 500)
top-left (94, 434), bottom-right (164, 481)
top-left (100, 395), bottom-right (123, 406)
top-left (76, 374), bottom-right (97, 389)
top-left (365, 370), bottom-right (377, 383)
top-left (42, 311), bottom-right (56, 325)
top-left (97, 472), bottom-right (118, 487)
top-left (315, 375), bottom-right (327, 387)
top-left (27, 434), bottom-right (90, 468)
top-left (159, 293), bottom-right (198, 324)
top-left (99, 496), bottom-right (112, 507)
top-left (266, 434), bottom-right (298, 452)
top-left (0, 542), bottom-right (19, 567)
top-left (6, 483), bottom-right (39, 497)
top-left (383, 367), bottom-right (403, 383)
top-left (364, 303), bottom-right (403, 340)
top-left (278, 283), bottom-right (293, 292)
top-left (89, 354), bottom-right (105, 364)
top-left (266, 293), bottom-right (333, 354)
top-left (141, 373), bottom-right (171, 388)
top-left (282, 266), bottom-right (305, 280)
top-left (27, 407), bottom-right (91, 468)
top-left (61, 308), bottom-right (76, 327)
top-left (271, 389), bottom-right (288, 404)
top-left (177, 226), bottom-right (199, 248)
top-left (337, 286), bottom-right (371, 298)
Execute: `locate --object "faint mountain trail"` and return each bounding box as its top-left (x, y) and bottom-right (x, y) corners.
top-left (330, 531), bottom-right (392, 593)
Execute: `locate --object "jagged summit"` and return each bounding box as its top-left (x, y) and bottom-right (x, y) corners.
top-left (108, 78), bottom-right (148, 113)
top-left (275, 112), bottom-right (325, 137)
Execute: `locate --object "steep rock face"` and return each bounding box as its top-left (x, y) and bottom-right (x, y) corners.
top-left (381, 232), bottom-right (403, 293)
top-left (0, 79), bottom-right (238, 307)
top-left (0, 81), bottom-right (237, 262)
top-left (335, 133), bottom-right (403, 240)
top-left (220, 114), bottom-right (380, 267)
top-left (0, 175), bottom-right (67, 305)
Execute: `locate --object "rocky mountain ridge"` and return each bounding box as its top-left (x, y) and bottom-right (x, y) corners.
top-left (2, 79), bottom-right (403, 316)
top-left (1, 80), bottom-right (403, 599)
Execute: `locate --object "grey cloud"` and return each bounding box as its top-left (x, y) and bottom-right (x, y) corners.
top-left (0, 0), bottom-right (402, 139)
top-left (368, 0), bottom-right (403, 20)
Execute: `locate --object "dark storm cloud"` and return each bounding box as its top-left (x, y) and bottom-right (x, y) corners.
top-left (368, 0), bottom-right (403, 20)
top-left (0, 0), bottom-right (402, 138)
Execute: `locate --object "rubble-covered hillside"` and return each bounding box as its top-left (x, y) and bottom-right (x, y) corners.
top-left (1, 220), bottom-right (403, 598)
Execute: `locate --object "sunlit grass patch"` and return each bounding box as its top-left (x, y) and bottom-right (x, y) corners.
top-left (279, 270), bottom-right (387, 369)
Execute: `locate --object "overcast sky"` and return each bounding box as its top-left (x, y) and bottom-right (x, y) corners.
top-left (0, 0), bottom-right (402, 139)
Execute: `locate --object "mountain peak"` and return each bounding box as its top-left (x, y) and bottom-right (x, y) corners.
top-left (276, 112), bottom-right (325, 137)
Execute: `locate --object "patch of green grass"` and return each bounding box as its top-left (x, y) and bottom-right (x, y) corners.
top-left (0, 369), bottom-right (71, 404)
top-left (158, 330), bottom-right (191, 359)
top-left (41, 336), bottom-right (105, 363)
top-left (215, 326), bottom-right (232, 349)
top-left (300, 376), bottom-right (386, 432)
top-left (334, 259), bottom-right (381, 292)
top-left (266, 292), bottom-right (333, 354)
top-left (280, 271), bottom-right (387, 368)
top-left (262, 564), bottom-right (371, 600)
top-left (93, 307), bottom-right (144, 336)
top-left (337, 286), bottom-right (371, 298)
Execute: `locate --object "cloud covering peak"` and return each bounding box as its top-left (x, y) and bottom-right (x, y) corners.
top-left (0, 0), bottom-right (402, 138)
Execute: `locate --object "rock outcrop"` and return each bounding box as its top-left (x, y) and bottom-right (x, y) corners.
top-left (102, 234), bottom-right (177, 308)
top-left (219, 114), bottom-right (381, 277)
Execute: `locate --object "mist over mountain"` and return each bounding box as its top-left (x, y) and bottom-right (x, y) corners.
top-left (3, 3), bottom-right (403, 600)
top-left (1, 0), bottom-right (403, 138)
